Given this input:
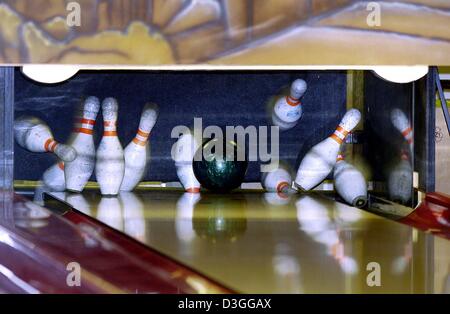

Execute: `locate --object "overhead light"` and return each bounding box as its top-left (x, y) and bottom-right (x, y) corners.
top-left (372, 66), bottom-right (429, 84)
top-left (21, 65), bottom-right (79, 84)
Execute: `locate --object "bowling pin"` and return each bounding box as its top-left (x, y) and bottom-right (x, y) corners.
top-left (120, 103), bottom-right (159, 191)
top-left (294, 109), bottom-right (361, 191)
top-left (333, 154), bottom-right (367, 208)
top-left (173, 132), bottom-right (201, 193)
top-left (65, 96), bottom-right (101, 192)
top-left (391, 108), bottom-right (413, 152)
top-left (95, 98), bottom-right (125, 196)
top-left (261, 166), bottom-right (293, 194)
top-left (42, 161), bottom-right (66, 192)
top-left (272, 79), bottom-right (307, 131)
top-left (14, 116), bottom-right (77, 162)
top-left (388, 150), bottom-right (412, 204)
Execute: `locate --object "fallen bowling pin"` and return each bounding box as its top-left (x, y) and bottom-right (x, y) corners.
top-left (65, 96), bottom-right (100, 192)
top-left (14, 116), bottom-right (77, 162)
top-left (173, 132), bottom-right (201, 193)
top-left (42, 161), bottom-right (66, 192)
top-left (333, 154), bottom-right (367, 208)
top-left (261, 166), bottom-right (294, 194)
top-left (294, 109), bottom-right (361, 191)
top-left (272, 79), bottom-right (307, 131)
top-left (120, 103), bottom-right (159, 191)
top-left (95, 98), bottom-right (125, 196)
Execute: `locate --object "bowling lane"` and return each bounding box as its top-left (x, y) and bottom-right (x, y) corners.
top-left (52, 189), bottom-right (450, 294)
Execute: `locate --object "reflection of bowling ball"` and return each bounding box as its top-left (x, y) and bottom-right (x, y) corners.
top-left (193, 195), bottom-right (247, 242)
top-left (193, 138), bottom-right (248, 192)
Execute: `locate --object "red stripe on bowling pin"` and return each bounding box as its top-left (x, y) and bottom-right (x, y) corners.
top-left (44, 138), bottom-right (58, 152)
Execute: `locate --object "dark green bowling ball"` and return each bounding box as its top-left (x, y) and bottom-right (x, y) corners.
top-left (193, 138), bottom-right (248, 192)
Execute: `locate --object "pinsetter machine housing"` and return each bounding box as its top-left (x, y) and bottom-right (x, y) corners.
top-left (0, 68), bottom-right (443, 207)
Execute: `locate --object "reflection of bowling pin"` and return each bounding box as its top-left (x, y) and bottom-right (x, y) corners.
top-left (296, 196), bottom-right (358, 275)
top-left (42, 161), bottom-right (66, 192)
top-left (95, 98), bottom-right (125, 196)
top-left (175, 192), bottom-right (201, 243)
top-left (96, 197), bottom-right (123, 231)
top-left (273, 243), bottom-right (303, 293)
top-left (120, 192), bottom-right (146, 242)
top-left (65, 193), bottom-right (91, 215)
top-left (388, 150), bottom-right (412, 204)
top-left (263, 192), bottom-right (291, 206)
top-left (121, 103), bottom-right (159, 192)
top-left (294, 109), bottom-right (361, 191)
top-left (272, 79), bottom-right (307, 131)
top-left (333, 154), bottom-right (367, 208)
top-left (391, 108), bottom-right (413, 152)
top-left (65, 97), bottom-right (100, 192)
top-left (14, 116), bottom-right (76, 162)
top-left (173, 132), bottom-right (201, 193)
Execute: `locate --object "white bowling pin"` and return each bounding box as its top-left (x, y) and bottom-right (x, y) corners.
top-left (333, 154), bottom-right (367, 208)
top-left (14, 116), bottom-right (76, 162)
top-left (42, 161), bottom-right (65, 192)
top-left (95, 98), bottom-right (125, 196)
top-left (65, 96), bottom-right (100, 192)
top-left (388, 150), bottom-right (412, 204)
top-left (120, 103), bottom-right (159, 191)
top-left (261, 166), bottom-right (292, 194)
top-left (173, 132), bottom-right (201, 193)
top-left (294, 109), bottom-right (361, 191)
top-left (272, 79), bottom-right (307, 131)
top-left (391, 108), bottom-right (413, 152)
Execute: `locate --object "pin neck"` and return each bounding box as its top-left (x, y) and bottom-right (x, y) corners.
top-left (44, 138), bottom-right (58, 152)
top-left (73, 117), bottom-right (95, 135)
top-left (401, 127), bottom-right (413, 144)
top-left (132, 128), bottom-right (150, 146)
top-left (330, 125), bottom-right (349, 144)
top-left (103, 120), bottom-right (117, 136)
top-left (285, 96), bottom-right (300, 107)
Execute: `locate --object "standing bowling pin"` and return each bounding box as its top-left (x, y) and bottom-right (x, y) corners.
top-left (333, 154), bottom-right (367, 208)
top-left (272, 79), bottom-right (307, 131)
top-left (120, 103), bottom-right (159, 191)
top-left (388, 150), bottom-right (412, 204)
top-left (95, 98), bottom-right (125, 196)
top-left (294, 109), bottom-right (361, 191)
top-left (42, 161), bottom-right (66, 191)
top-left (173, 132), bottom-right (201, 193)
top-left (14, 116), bottom-right (77, 162)
top-left (391, 108), bottom-right (413, 153)
top-left (65, 96), bottom-right (101, 192)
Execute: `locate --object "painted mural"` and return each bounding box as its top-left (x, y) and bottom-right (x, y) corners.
top-left (0, 0), bottom-right (449, 65)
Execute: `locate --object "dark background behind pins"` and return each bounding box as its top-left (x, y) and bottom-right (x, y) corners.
top-left (15, 69), bottom-right (348, 182)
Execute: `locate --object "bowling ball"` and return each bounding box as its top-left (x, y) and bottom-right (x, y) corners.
top-left (193, 138), bottom-right (248, 192)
